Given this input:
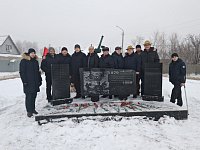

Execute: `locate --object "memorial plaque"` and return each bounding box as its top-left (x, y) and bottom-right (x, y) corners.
top-left (51, 64), bottom-right (70, 100)
top-left (80, 68), bottom-right (136, 96)
top-left (143, 63), bottom-right (162, 97)
top-left (109, 70), bottom-right (136, 95)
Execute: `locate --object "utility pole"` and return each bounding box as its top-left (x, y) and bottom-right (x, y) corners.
top-left (116, 26), bottom-right (124, 54)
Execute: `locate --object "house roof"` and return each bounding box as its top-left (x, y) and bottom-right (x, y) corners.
top-left (0, 35), bottom-right (21, 54)
top-left (0, 35), bottom-right (8, 46)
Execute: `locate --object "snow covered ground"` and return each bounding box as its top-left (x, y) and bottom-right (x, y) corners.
top-left (0, 54), bottom-right (21, 58)
top-left (0, 72), bottom-right (19, 80)
top-left (0, 76), bottom-right (200, 150)
top-left (164, 73), bottom-right (200, 80)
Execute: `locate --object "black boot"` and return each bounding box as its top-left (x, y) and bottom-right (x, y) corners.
top-left (33, 110), bottom-right (38, 115)
top-left (27, 112), bottom-right (33, 118)
top-left (177, 103), bottom-right (183, 107)
top-left (170, 99), bottom-right (175, 103)
top-left (177, 99), bottom-right (183, 107)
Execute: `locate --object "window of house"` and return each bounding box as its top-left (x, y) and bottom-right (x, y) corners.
top-left (6, 45), bottom-right (12, 52)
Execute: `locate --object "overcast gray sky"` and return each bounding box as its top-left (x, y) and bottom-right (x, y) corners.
top-left (0, 0), bottom-right (200, 53)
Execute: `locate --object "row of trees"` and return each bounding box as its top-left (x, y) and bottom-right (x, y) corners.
top-left (131, 32), bottom-right (200, 64)
top-left (15, 40), bottom-right (43, 56)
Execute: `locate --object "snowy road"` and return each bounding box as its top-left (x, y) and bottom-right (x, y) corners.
top-left (0, 77), bottom-right (200, 150)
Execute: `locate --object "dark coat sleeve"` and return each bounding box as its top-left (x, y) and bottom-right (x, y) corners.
top-left (110, 57), bottom-right (115, 68)
top-left (82, 54), bottom-right (87, 68)
top-left (94, 55), bottom-right (99, 68)
top-left (112, 56), bottom-right (118, 69)
top-left (169, 63), bottom-right (173, 83)
top-left (118, 56), bottom-right (124, 69)
top-left (69, 57), bottom-right (72, 76)
top-left (154, 51), bottom-right (160, 63)
top-left (136, 56), bottom-right (141, 72)
top-left (41, 59), bottom-right (48, 73)
top-left (179, 62), bottom-right (186, 83)
top-left (38, 69), bottom-right (42, 82)
top-left (19, 59), bottom-right (28, 84)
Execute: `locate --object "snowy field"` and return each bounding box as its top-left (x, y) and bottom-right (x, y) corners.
top-left (0, 72), bottom-right (19, 80)
top-left (0, 76), bottom-right (200, 150)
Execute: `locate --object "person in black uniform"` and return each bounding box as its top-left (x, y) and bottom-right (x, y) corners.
top-left (99, 47), bottom-right (115, 68)
top-left (99, 47), bottom-right (115, 99)
top-left (135, 45), bottom-right (143, 96)
top-left (57, 47), bottom-right (72, 65)
top-left (19, 48), bottom-right (42, 117)
top-left (111, 46), bottom-right (124, 99)
top-left (56, 47), bottom-right (72, 75)
top-left (140, 40), bottom-right (160, 95)
top-left (124, 45), bottom-right (140, 98)
top-left (112, 46), bottom-right (124, 69)
top-left (86, 45), bottom-right (99, 68)
top-left (169, 53), bottom-right (186, 106)
top-left (41, 47), bottom-right (57, 102)
top-left (71, 44), bottom-right (87, 99)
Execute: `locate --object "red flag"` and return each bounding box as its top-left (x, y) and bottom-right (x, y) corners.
top-left (42, 47), bottom-right (49, 59)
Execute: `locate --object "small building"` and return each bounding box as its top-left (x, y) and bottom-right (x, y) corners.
top-left (0, 35), bottom-right (21, 72)
top-left (0, 35), bottom-right (21, 55)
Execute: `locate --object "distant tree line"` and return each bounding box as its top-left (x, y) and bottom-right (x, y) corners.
top-left (132, 32), bottom-right (200, 64)
top-left (15, 40), bottom-right (43, 56)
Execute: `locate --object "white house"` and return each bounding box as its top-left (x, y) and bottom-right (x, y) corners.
top-left (0, 35), bottom-right (20, 55)
top-left (0, 35), bottom-right (21, 72)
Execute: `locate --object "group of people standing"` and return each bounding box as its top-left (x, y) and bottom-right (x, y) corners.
top-left (19, 40), bottom-right (186, 117)
top-left (41, 40), bottom-right (160, 101)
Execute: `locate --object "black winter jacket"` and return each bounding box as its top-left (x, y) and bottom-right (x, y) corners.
top-left (41, 53), bottom-right (58, 75)
top-left (56, 53), bottom-right (72, 75)
top-left (99, 54), bottom-right (115, 68)
top-left (86, 52), bottom-right (99, 68)
top-left (112, 52), bottom-right (124, 69)
top-left (56, 53), bottom-right (72, 65)
top-left (124, 52), bottom-right (141, 72)
top-left (19, 53), bottom-right (42, 94)
top-left (169, 58), bottom-right (186, 85)
top-left (141, 47), bottom-right (160, 72)
top-left (71, 51), bottom-right (87, 83)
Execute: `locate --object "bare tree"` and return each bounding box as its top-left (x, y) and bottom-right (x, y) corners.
top-left (169, 33), bottom-right (180, 53)
top-left (187, 34), bottom-right (200, 64)
top-left (131, 36), bottom-right (144, 46)
top-left (151, 31), bottom-right (169, 59)
top-left (15, 40), bottom-right (23, 53)
top-left (15, 40), bottom-right (39, 54)
top-left (131, 31), bottom-right (200, 63)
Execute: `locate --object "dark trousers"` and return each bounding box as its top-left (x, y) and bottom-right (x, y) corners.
top-left (136, 74), bottom-right (141, 96)
top-left (141, 73), bottom-right (144, 96)
top-left (25, 92), bottom-right (37, 113)
top-left (46, 75), bottom-right (52, 100)
top-left (74, 78), bottom-right (81, 96)
top-left (170, 84), bottom-right (183, 106)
